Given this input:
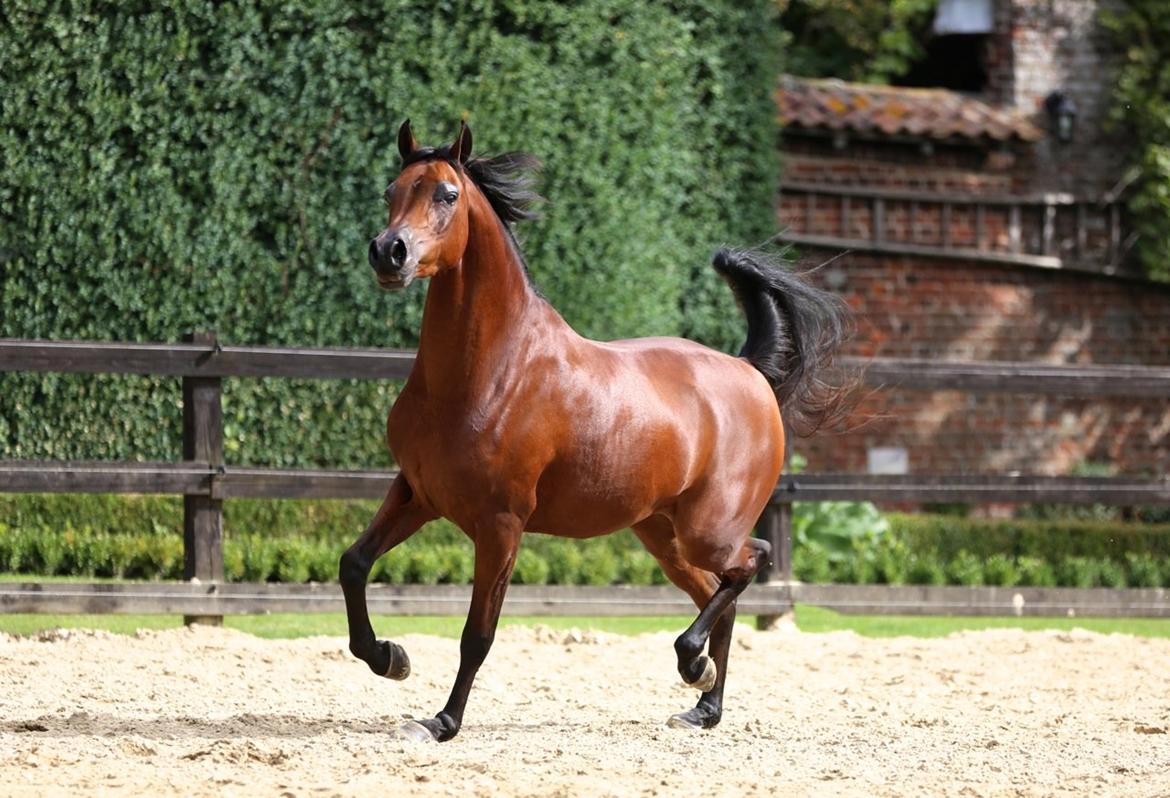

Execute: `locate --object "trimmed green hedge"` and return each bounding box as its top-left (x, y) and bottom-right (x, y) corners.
top-left (0, 492), bottom-right (664, 585)
top-left (793, 513), bottom-right (1170, 588)
top-left (4, 494), bottom-right (1170, 588)
top-left (888, 513), bottom-right (1170, 562)
top-left (0, 522), bottom-right (666, 586)
top-left (0, 0), bottom-right (781, 467)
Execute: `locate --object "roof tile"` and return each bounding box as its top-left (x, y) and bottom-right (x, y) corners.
top-left (777, 77), bottom-right (1043, 143)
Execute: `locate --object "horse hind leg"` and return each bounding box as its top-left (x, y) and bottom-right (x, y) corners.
top-left (668, 535), bottom-right (772, 730)
top-left (633, 518), bottom-right (733, 728)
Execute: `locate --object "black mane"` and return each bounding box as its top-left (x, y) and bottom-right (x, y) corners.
top-left (402, 146), bottom-right (543, 226)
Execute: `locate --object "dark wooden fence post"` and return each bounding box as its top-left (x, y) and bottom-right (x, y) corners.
top-left (182, 331), bottom-right (224, 626)
top-left (754, 501), bottom-right (795, 630)
top-left (756, 430), bottom-right (795, 630)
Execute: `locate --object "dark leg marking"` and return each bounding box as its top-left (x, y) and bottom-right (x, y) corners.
top-left (340, 476), bottom-right (432, 679)
top-left (669, 537), bottom-right (771, 729)
top-left (667, 601), bottom-right (736, 729)
top-left (398, 520), bottom-right (522, 742)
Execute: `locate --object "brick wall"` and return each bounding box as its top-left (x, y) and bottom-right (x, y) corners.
top-left (772, 1), bottom-right (1152, 478)
top-left (793, 251), bottom-right (1170, 477)
top-left (783, 151), bottom-right (1018, 194)
top-left (778, 178), bottom-right (1118, 264)
top-left (985, 0), bottom-right (1127, 195)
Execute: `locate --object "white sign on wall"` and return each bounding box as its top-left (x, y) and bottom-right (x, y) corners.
top-left (934, 0), bottom-right (993, 35)
top-left (867, 446), bottom-right (910, 475)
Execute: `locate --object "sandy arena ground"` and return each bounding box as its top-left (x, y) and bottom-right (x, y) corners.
top-left (1, 622), bottom-right (1168, 797)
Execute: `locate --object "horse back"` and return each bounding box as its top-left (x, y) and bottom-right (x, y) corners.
top-left (521, 334), bottom-right (784, 537)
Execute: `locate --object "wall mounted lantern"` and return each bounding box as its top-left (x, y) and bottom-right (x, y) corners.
top-left (1044, 91), bottom-right (1077, 143)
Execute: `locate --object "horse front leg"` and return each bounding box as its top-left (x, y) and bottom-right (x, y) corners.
top-left (399, 514), bottom-right (522, 743)
top-left (339, 475), bottom-right (433, 679)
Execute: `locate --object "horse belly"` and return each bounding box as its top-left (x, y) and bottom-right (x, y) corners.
top-left (524, 439), bottom-right (689, 538)
top-left (524, 479), bottom-right (650, 538)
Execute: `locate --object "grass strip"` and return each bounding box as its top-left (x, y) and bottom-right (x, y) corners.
top-left (3, 606), bottom-right (1170, 639)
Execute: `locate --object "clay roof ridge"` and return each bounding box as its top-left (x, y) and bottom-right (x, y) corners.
top-left (777, 75), bottom-right (1043, 143)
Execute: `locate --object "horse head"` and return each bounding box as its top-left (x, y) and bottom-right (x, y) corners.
top-left (368, 120), bottom-right (474, 289)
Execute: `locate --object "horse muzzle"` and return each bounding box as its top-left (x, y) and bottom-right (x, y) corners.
top-left (369, 228), bottom-right (418, 289)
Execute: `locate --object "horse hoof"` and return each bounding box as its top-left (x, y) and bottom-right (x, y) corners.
top-left (682, 656), bottom-right (717, 693)
top-left (667, 709), bottom-right (706, 730)
top-left (379, 640), bottom-right (411, 681)
top-left (395, 719), bottom-right (437, 743)
top-left (667, 707), bottom-right (719, 730)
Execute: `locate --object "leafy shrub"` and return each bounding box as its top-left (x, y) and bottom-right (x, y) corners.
top-left (982, 554), bottom-right (1020, 588)
top-left (793, 545), bottom-right (833, 583)
top-left (618, 549), bottom-right (660, 586)
top-left (906, 552), bottom-right (946, 586)
top-left (275, 546), bottom-right (313, 585)
top-left (237, 534), bottom-right (280, 582)
top-left (1125, 552), bottom-right (1163, 588)
top-left (781, 0), bottom-right (939, 84)
top-left (436, 545), bottom-right (475, 585)
top-left (874, 539), bottom-right (910, 586)
top-left (835, 538), bottom-right (880, 584)
top-left (545, 544), bottom-right (585, 586)
top-left (1017, 557), bottom-right (1058, 588)
top-left (789, 449), bottom-right (891, 583)
top-left (407, 548), bottom-right (444, 586)
top-left (370, 551), bottom-right (411, 585)
top-left (9, 493), bottom-right (1170, 590)
top-left (579, 546), bottom-right (619, 586)
top-left (512, 549), bottom-right (551, 585)
top-left (946, 550), bottom-right (985, 587)
top-left (794, 500), bottom-right (890, 565)
top-left (1098, 559), bottom-right (1129, 589)
top-left (32, 532), bottom-right (68, 575)
top-left (0, 526), bottom-right (33, 572)
top-left (1058, 558), bottom-right (1102, 589)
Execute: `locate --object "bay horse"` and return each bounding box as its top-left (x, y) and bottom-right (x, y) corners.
top-left (340, 120), bottom-right (852, 742)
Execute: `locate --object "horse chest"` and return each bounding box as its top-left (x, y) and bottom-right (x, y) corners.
top-left (387, 387), bottom-right (530, 517)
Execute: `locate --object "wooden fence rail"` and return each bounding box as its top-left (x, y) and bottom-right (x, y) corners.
top-left (3, 335), bottom-right (1170, 621)
top-left (0, 581), bottom-right (1166, 619)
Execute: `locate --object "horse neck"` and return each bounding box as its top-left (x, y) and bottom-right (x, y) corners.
top-left (415, 191), bottom-right (547, 396)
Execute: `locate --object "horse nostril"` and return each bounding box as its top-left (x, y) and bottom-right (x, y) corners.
top-left (390, 237), bottom-right (407, 268)
top-left (368, 239), bottom-right (380, 268)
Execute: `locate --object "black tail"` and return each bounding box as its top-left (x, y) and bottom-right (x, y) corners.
top-left (713, 246), bottom-right (856, 436)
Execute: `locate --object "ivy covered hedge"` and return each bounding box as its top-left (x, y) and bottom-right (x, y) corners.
top-left (0, 0), bottom-right (781, 466)
top-left (1105, 1), bottom-right (1170, 282)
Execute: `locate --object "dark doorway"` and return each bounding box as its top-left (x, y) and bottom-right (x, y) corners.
top-left (897, 34), bottom-right (989, 93)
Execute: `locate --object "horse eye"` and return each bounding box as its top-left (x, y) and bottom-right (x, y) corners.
top-left (434, 182), bottom-right (459, 205)
top-left (382, 186), bottom-right (395, 206)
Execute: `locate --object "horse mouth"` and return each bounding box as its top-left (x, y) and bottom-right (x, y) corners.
top-left (376, 274), bottom-right (412, 290)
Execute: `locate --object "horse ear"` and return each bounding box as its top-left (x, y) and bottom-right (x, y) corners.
top-left (397, 119), bottom-right (418, 160)
top-left (450, 121), bottom-right (473, 164)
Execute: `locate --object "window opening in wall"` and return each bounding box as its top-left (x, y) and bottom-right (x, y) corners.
top-left (897, 34), bottom-right (989, 93)
top-left (896, 0), bottom-right (992, 94)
